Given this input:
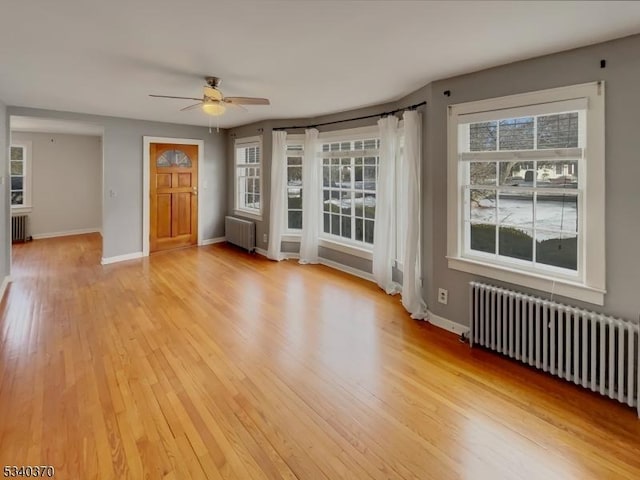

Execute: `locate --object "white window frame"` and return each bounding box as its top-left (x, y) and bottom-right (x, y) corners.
top-left (447, 82), bottom-right (605, 305)
top-left (318, 126), bottom-right (380, 258)
top-left (234, 135), bottom-right (263, 221)
top-left (9, 141), bottom-right (32, 213)
top-left (285, 134), bottom-right (304, 234)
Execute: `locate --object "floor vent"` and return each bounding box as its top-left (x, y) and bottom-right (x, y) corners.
top-left (470, 281), bottom-right (639, 416)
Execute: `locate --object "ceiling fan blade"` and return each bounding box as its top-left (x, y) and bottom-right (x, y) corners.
top-left (149, 94), bottom-right (203, 101)
top-left (223, 97), bottom-right (270, 105)
top-left (224, 102), bottom-right (248, 112)
top-left (180, 102), bottom-right (204, 112)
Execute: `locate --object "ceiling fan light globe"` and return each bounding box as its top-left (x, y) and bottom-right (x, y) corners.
top-left (202, 103), bottom-right (226, 116)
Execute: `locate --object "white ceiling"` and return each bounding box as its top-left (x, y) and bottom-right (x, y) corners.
top-left (11, 116), bottom-right (104, 136)
top-left (1, 1), bottom-right (639, 129)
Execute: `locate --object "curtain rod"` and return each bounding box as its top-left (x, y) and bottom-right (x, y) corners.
top-left (272, 101), bottom-right (426, 131)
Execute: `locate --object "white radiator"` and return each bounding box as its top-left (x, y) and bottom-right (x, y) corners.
top-left (11, 215), bottom-right (29, 243)
top-left (225, 216), bottom-right (255, 252)
top-left (470, 281), bottom-right (640, 416)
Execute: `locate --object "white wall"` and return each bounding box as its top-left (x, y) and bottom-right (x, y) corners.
top-left (12, 132), bottom-right (102, 238)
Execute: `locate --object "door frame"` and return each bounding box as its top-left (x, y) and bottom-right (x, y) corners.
top-left (142, 136), bottom-right (204, 257)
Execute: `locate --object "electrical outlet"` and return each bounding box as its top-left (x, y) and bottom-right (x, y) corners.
top-left (438, 288), bottom-right (448, 305)
top-left (263, 233), bottom-right (268, 243)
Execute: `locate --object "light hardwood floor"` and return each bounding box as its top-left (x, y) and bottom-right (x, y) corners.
top-left (1, 234), bottom-right (639, 479)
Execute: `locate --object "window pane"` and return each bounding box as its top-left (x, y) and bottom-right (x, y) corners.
top-left (537, 161), bottom-right (578, 187)
top-left (340, 191), bottom-right (351, 216)
top-left (10, 147), bottom-right (23, 161)
top-left (499, 227), bottom-right (533, 261)
top-left (469, 122), bottom-right (497, 152)
top-left (10, 161), bottom-right (23, 175)
top-left (537, 113), bottom-right (579, 149)
top-left (354, 165), bottom-right (363, 186)
top-left (498, 192), bottom-right (533, 229)
top-left (287, 156), bottom-right (302, 166)
top-left (364, 166), bottom-right (376, 189)
top-left (340, 165), bottom-right (351, 187)
top-left (329, 190), bottom-right (340, 213)
top-left (499, 161), bottom-right (535, 187)
top-left (364, 139), bottom-right (376, 150)
top-left (354, 192), bottom-right (364, 217)
top-left (364, 219), bottom-right (374, 244)
top-left (470, 223), bottom-right (496, 254)
top-left (331, 214), bottom-right (340, 236)
top-left (11, 191), bottom-right (23, 205)
top-left (341, 216), bottom-right (351, 239)
top-left (470, 162), bottom-right (496, 186)
top-left (288, 211), bottom-right (302, 230)
top-left (536, 232), bottom-right (577, 270)
top-left (470, 190), bottom-right (496, 223)
top-left (330, 164), bottom-right (340, 187)
top-left (499, 117), bottom-right (534, 150)
top-left (11, 177), bottom-right (23, 190)
top-left (364, 194), bottom-right (375, 219)
top-left (288, 188), bottom-right (302, 210)
top-left (287, 166), bottom-right (302, 187)
top-left (323, 190), bottom-right (330, 211)
top-left (323, 213), bottom-right (330, 234)
top-left (157, 149), bottom-right (191, 167)
top-left (355, 218), bottom-right (363, 242)
top-left (323, 165), bottom-right (330, 187)
top-left (536, 193), bottom-right (578, 233)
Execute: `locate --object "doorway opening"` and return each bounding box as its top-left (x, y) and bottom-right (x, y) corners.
top-left (9, 116), bottom-right (105, 268)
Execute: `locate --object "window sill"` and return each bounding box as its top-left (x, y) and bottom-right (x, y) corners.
top-left (11, 206), bottom-right (32, 215)
top-left (233, 209), bottom-right (262, 222)
top-left (319, 238), bottom-right (372, 260)
top-left (447, 256), bottom-right (605, 305)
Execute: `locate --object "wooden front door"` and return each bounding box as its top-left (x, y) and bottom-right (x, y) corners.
top-left (150, 143), bottom-right (198, 253)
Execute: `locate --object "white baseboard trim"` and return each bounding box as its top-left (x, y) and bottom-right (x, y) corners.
top-left (0, 276), bottom-right (12, 302)
top-left (101, 252), bottom-right (144, 265)
top-left (32, 228), bottom-right (101, 240)
top-left (427, 310), bottom-right (470, 336)
top-left (200, 236), bottom-right (226, 246)
top-left (319, 258), bottom-right (374, 282)
top-left (255, 248), bottom-right (374, 281)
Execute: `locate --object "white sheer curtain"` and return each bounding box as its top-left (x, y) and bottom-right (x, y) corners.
top-left (401, 110), bottom-right (427, 318)
top-left (267, 130), bottom-right (287, 261)
top-left (299, 128), bottom-right (320, 264)
top-left (373, 116), bottom-right (401, 294)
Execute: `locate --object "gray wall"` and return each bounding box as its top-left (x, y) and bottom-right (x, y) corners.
top-left (7, 107), bottom-right (227, 259)
top-left (0, 99), bottom-right (8, 280)
top-left (401, 33), bottom-right (640, 324)
top-left (12, 132), bottom-right (102, 237)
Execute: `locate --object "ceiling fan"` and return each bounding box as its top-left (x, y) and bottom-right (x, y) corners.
top-left (149, 76), bottom-right (270, 116)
